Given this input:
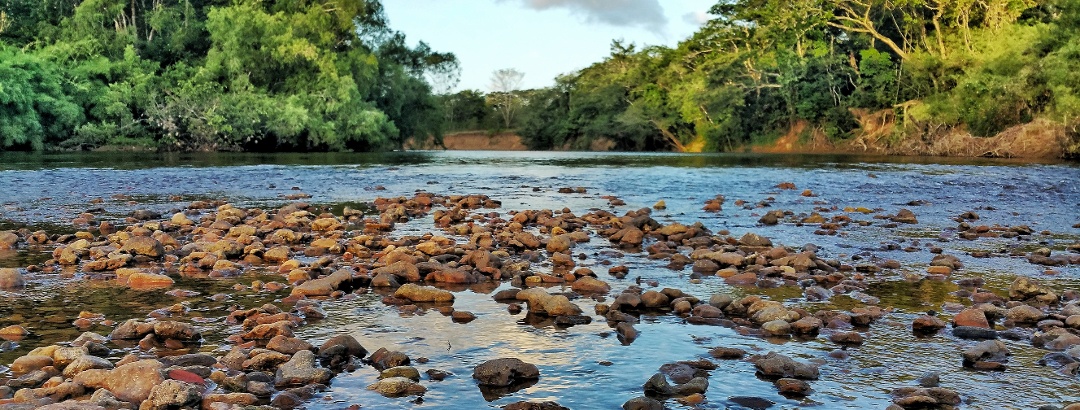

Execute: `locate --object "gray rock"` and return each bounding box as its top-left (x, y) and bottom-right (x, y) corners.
top-left (952, 326), bottom-right (998, 340)
top-left (962, 339), bottom-right (1010, 366)
top-left (275, 350), bottom-right (333, 387)
top-left (142, 380), bottom-right (203, 410)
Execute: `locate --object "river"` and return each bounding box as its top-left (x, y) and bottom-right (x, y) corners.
top-left (0, 151), bottom-right (1078, 409)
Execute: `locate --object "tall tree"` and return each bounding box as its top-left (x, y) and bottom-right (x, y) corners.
top-left (489, 68), bottom-right (524, 128)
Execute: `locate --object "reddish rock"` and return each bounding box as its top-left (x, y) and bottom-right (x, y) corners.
top-left (953, 308), bottom-right (990, 328)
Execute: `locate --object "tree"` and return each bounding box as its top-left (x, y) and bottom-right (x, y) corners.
top-left (489, 68), bottom-right (524, 128)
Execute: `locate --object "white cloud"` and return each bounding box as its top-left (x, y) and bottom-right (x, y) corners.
top-left (504, 0), bottom-right (668, 34)
top-left (681, 10), bottom-right (710, 26)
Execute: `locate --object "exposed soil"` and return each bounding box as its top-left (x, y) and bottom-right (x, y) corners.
top-left (751, 114), bottom-right (1076, 160)
top-left (408, 131), bottom-right (526, 151)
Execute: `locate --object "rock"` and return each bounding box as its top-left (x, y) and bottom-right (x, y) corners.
top-left (542, 295), bottom-right (583, 316)
top-left (917, 371), bottom-right (940, 387)
top-left (673, 377), bottom-right (709, 395)
top-left (791, 316), bottom-right (823, 336)
top-left (380, 366), bottom-right (421, 381)
top-left (571, 276), bottom-right (611, 294)
top-left (953, 308), bottom-right (990, 328)
top-left (641, 373), bottom-right (673, 396)
top-left (109, 319), bottom-right (154, 340)
top-left (394, 283), bottom-right (454, 303)
top-left (891, 208), bottom-right (918, 224)
top-left (0, 324), bottom-right (29, 338)
top-left (504, 401), bottom-right (571, 410)
top-left (1010, 276), bottom-right (1058, 305)
top-left (10, 354), bottom-right (53, 374)
top-left (0, 268), bottom-right (26, 290)
top-left (53, 346), bottom-right (89, 368)
top-left (546, 235), bottom-right (571, 253)
top-left (622, 396), bottom-right (664, 410)
top-left (739, 232), bottom-right (772, 247)
top-left (891, 387), bottom-right (961, 407)
top-left (640, 291), bottom-right (670, 309)
top-left (267, 335), bottom-right (315, 355)
top-left (426, 368), bottom-right (452, 381)
top-left (912, 315), bottom-right (946, 334)
top-left (1006, 305), bottom-right (1045, 324)
top-left (709, 294), bottom-right (733, 309)
top-left (690, 304), bottom-right (723, 318)
top-left (241, 321), bottom-right (294, 340)
top-left (962, 339), bottom-right (1010, 366)
top-left (452, 310), bottom-right (477, 323)
top-left (952, 326), bottom-right (998, 340)
top-left (776, 378), bottom-right (812, 396)
top-left (709, 347), bottom-right (746, 359)
top-left (0, 230), bottom-right (18, 249)
top-left (291, 269), bottom-right (354, 297)
top-left (61, 355), bottom-right (114, 378)
top-left (275, 350), bottom-right (333, 387)
top-left (142, 380), bottom-right (203, 410)
top-left (120, 236), bottom-right (165, 258)
top-left (751, 352), bottom-right (819, 380)
top-left (243, 351), bottom-right (291, 371)
top-left (829, 331), bottom-right (864, 345)
top-left (202, 392), bottom-right (259, 408)
top-left (127, 271), bottom-right (174, 289)
top-left (472, 358), bottom-right (540, 387)
top-left (153, 321), bottom-right (200, 341)
top-left (762, 320), bottom-right (792, 337)
top-left (74, 359), bottom-right (164, 403)
top-left (317, 334), bottom-right (367, 367)
top-left (369, 348), bottom-right (410, 371)
top-left (367, 376), bottom-right (426, 397)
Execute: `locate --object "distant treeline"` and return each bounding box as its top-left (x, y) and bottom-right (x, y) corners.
top-left (511, 0), bottom-right (1080, 153)
top-left (0, 0), bottom-right (457, 151)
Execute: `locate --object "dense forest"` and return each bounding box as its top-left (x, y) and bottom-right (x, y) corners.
top-left (511, 0), bottom-right (1080, 155)
top-left (2, 1), bottom-right (1079, 155)
top-left (0, 0), bottom-right (457, 151)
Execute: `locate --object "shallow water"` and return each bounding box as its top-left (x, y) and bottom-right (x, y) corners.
top-left (0, 151), bottom-right (1078, 409)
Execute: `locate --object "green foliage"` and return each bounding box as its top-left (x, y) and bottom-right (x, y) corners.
top-left (0, 44), bottom-right (83, 150)
top-left (516, 0), bottom-right (1080, 153)
top-left (0, 0), bottom-right (454, 151)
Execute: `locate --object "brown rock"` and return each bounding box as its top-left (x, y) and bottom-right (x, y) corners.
top-left (570, 276), bottom-right (611, 294)
top-left (127, 272), bottom-right (175, 289)
top-left (0, 268), bottom-right (26, 290)
top-left (120, 236), bottom-right (165, 258)
top-left (953, 308), bottom-right (990, 328)
top-left (912, 315), bottom-right (946, 334)
top-left (394, 283), bottom-right (455, 303)
top-left (74, 359), bottom-right (164, 403)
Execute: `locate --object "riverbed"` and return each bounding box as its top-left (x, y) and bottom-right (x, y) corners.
top-left (0, 151), bottom-right (1078, 409)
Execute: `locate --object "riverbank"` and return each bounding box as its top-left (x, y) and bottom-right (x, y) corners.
top-left (416, 120), bottom-right (1076, 160)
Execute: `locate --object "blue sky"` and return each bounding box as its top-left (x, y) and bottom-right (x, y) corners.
top-left (382, 0), bottom-right (716, 92)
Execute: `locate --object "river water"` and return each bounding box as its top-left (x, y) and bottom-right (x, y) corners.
top-left (0, 151), bottom-right (1078, 409)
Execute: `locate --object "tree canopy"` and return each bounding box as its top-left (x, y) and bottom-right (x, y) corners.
top-left (0, 0), bottom-right (458, 151)
top-left (516, 0), bottom-right (1080, 154)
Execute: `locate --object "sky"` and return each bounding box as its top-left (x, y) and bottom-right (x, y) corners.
top-left (381, 0), bottom-right (716, 92)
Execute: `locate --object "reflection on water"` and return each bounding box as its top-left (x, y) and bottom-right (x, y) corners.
top-left (0, 151), bottom-right (1077, 409)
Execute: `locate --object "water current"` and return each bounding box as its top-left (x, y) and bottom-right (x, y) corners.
top-left (0, 151), bottom-right (1078, 409)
